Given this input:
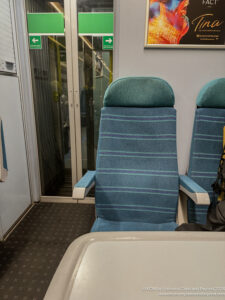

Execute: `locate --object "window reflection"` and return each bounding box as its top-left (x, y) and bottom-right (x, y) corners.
top-left (77, 0), bottom-right (114, 174)
top-left (26, 0), bottom-right (72, 196)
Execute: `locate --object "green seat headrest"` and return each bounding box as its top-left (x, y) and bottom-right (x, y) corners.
top-left (104, 77), bottom-right (174, 107)
top-left (197, 78), bottom-right (225, 108)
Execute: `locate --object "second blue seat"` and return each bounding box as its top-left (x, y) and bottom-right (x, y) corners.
top-left (187, 78), bottom-right (225, 224)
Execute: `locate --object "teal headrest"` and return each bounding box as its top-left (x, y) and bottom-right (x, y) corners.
top-left (197, 78), bottom-right (225, 108)
top-left (104, 77), bottom-right (175, 107)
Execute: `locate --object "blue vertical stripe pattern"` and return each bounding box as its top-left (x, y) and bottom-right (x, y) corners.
top-left (95, 107), bottom-right (179, 224)
top-left (1, 120), bottom-right (8, 171)
top-left (188, 108), bottom-right (225, 224)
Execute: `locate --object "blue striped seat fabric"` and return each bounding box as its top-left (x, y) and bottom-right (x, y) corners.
top-left (94, 106), bottom-right (179, 225)
top-left (187, 108), bottom-right (225, 224)
top-left (91, 218), bottom-right (177, 232)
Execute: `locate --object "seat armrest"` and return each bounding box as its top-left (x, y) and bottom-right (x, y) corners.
top-left (72, 171), bottom-right (96, 199)
top-left (179, 175), bottom-right (210, 205)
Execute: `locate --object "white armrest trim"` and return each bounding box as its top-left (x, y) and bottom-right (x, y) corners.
top-left (180, 185), bottom-right (210, 205)
top-left (72, 181), bottom-right (95, 200)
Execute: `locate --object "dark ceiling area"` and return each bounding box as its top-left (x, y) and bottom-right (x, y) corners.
top-left (26, 0), bottom-right (113, 13)
top-left (77, 0), bottom-right (113, 11)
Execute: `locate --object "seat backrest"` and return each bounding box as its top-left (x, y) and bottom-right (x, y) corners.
top-left (95, 77), bottom-right (179, 224)
top-left (187, 78), bottom-right (225, 224)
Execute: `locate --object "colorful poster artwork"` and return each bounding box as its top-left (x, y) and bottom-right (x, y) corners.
top-left (145, 0), bottom-right (225, 47)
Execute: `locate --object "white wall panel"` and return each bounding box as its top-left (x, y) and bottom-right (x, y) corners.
top-left (13, 0), bottom-right (41, 202)
top-left (0, 0), bottom-right (16, 73)
top-left (0, 75), bottom-right (31, 236)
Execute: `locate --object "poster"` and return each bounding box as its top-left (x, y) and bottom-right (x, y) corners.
top-left (145, 0), bottom-right (225, 48)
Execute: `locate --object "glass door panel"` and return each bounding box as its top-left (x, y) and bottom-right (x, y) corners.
top-left (25, 0), bottom-right (72, 196)
top-left (25, 0), bottom-right (114, 196)
top-left (77, 0), bottom-right (114, 174)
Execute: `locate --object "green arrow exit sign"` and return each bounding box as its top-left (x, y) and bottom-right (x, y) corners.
top-left (29, 35), bottom-right (42, 49)
top-left (102, 36), bottom-right (113, 50)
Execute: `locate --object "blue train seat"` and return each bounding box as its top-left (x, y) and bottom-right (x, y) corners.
top-left (187, 78), bottom-right (225, 224)
top-left (74, 77), bottom-right (179, 231)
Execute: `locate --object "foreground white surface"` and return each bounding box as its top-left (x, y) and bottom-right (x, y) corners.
top-left (44, 232), bottom-right (225, 300)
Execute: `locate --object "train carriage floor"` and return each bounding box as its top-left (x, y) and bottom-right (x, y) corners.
top-left (0, 202), bottom-right (95, 300)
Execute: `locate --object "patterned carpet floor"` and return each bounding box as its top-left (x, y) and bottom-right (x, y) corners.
top-left (0, 203), bottom-right (95, 300)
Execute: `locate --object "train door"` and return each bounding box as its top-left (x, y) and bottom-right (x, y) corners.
top-left (25, 0), bottom-right (113, 199)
